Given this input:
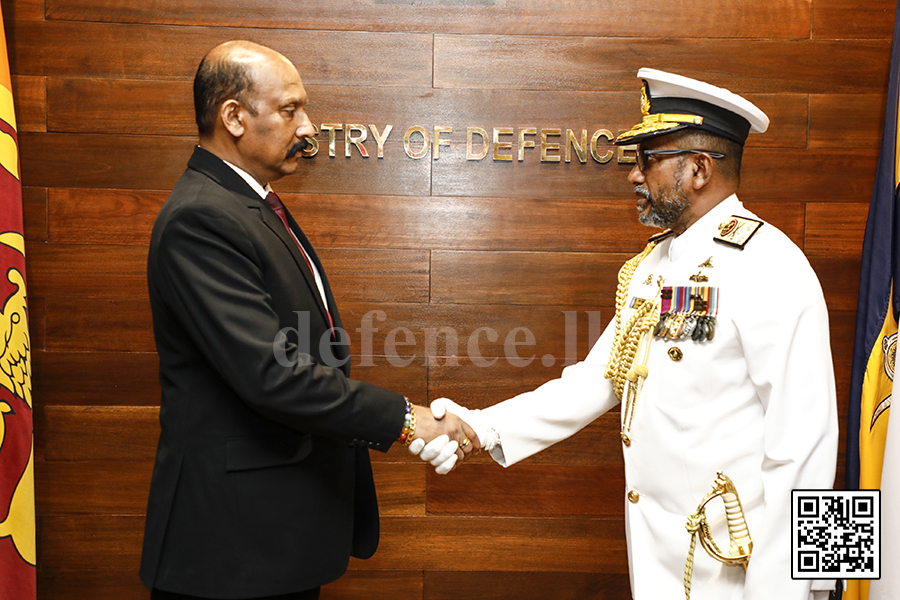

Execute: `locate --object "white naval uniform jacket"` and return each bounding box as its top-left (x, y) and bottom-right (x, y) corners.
top-left (485, 195), bottom-right (838, 600)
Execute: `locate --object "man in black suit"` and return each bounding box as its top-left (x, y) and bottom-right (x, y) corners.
top-left (140, 40), bottom-right (476, 600)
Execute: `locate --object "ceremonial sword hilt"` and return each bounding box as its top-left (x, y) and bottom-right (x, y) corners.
top-left (694, 472), bottom-right (753, 569)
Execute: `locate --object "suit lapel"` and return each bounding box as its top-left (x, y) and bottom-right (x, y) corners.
top-left (186, 147), bottom-right (338, 347)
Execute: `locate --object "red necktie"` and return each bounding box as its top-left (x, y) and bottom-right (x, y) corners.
top-left (264, 192), bottom-right (335, 334)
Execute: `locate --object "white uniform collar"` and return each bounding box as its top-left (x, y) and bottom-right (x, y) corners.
top-left (667, 194), bottom-right (742, 262)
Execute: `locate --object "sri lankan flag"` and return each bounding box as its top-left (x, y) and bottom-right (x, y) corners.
top-left (0, 6), bottom-right (36, 599)
top-left (844, 1), bottom-right (900, 599)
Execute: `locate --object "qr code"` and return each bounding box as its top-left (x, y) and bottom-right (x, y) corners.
top-left (791, 490), bottom-right (880, 579)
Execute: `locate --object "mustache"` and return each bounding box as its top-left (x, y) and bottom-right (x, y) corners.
top-left (286, 137), bottom-right (313, 159)
top-left (635, 185), bottom-right (652, 202)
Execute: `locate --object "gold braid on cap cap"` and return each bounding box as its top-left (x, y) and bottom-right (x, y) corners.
top-left (615, 81), bottom-right (705, 144)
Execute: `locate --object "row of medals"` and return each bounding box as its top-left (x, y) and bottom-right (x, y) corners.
top-left (654, 311), bottom-right (716, 342)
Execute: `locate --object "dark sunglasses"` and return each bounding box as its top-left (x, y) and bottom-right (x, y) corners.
top-left (636, 148), bottom-right (726, 172)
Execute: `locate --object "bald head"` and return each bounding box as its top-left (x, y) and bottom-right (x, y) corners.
top-left (193, 41), bottom-right (293, 137)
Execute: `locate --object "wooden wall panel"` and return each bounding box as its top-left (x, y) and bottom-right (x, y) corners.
top-left (425, 571), bottom-right (631, 600)
top-left (321, 571), bottom-right (423, 600)
top-left (25, 243), bottom-right (430, 304)
top-left (810, 94), bottom-right (887, 152)
top-left (11, 74), bottom-right (45, 131)
top-left (22, 186), bottom-right (47, 242)
top-left (32, 351), bottom-right (161, 405)
top-left (45, 79), bottom-right (809, 151)
top-left (43, 0), bottom-right (812, 39)
top-left (20, 132), bottom-right (433, 195)
top-left (427, 464), bottom-right (625, 518)
top-left (434, 36), bottom-right (891, 94)
top-left (432, 251), bottom-right (629, 306)
top-left (812, 0), bottom-right (897, 39)
top-left (13, 0), bottom-right (890, 598)
top-left (355, 516), bottom-right (628, 572)
top-left (805, 202), bottom-right (869, 259)
top-left (11, 21), bottom-right (434, 85)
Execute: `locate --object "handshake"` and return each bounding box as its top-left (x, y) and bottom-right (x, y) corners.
top-left (407, 399), bottom-right (497, 474)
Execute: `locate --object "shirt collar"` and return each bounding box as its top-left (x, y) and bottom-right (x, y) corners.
top-left (221, 158), bottom-right (272, 199)
top-left (668, 194), bottom-right (742, 261)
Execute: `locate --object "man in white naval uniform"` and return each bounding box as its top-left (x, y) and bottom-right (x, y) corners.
top-left (413, 69), bottom-right (839, 600)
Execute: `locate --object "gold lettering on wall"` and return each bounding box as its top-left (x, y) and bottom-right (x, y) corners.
top-left (306, 123), bottom-right (634, 164)
top-left (492, 127), bottom-right (514, 161)
top-left (368, 124), bottom-right (393, 159)
top-left (404, 126), bottom-right (430, 159)
top-left (433, 126), bottom-right (452, 160)
top-left (467, 127), bottom-right (489, 160)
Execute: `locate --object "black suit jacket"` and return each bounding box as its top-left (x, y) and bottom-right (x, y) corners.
top-left (140, 146), bottom-right (406, 598)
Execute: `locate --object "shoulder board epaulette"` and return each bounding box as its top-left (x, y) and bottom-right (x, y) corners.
top-left (714, 216), bottom-right (763, 250)
top-left (647, 228), bottom-right (675, 244)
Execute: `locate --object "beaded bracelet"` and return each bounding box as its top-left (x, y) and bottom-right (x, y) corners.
top-left (398, 400), bottom-right (417, 445)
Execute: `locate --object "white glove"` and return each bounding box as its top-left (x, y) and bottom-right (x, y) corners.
top-left (430, 397), bottom-right (497, 451)
top-left (408, 433), bottom-right (459, 475)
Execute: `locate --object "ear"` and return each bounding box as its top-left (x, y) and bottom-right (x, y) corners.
top-left (219, 99), bottom-right (245, 138)
top-left (689, 152), bottom-right (715, 191)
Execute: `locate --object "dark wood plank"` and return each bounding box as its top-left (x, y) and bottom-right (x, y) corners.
top-left (27, 296), bottom-right (45, 351)
top-left (322, 249), bottom-right (430, 304)
top-left (26, 242), bottom-right (429, 303)
top-left (432, 251), bottom-right (638, 306)
top-left (39, 513), bottom-right (626, 573)
top-left (40, 405), bottom-right (159, 461)
top-left (35, 460), bottom-right (154, 514)
top-left (334, 303), bottom-right (612, 364)
top-left (48, 188), bottom-right (165, 244)
top-left (810, 94), bottom-right (888, 153)
top-left (44, 79), bottom-right (808, 150)
top-left (425, 571), bottom-right (632, 600)
top-left (427, 464), bottom-right (624, 518)
top-left (33, 351), bottom-right (161, 406)
top-left (812, 0), bottom-right (897, 40)
top-left (321, 570), bottom-right (422, 600)
top-left (20, 132), bottom-right (432, 195)
top-left (43, 187), bottom-right (804, 256)
top-left (809, 257), bottom-right (862, 312)
top-left (20, 133), bottom-right (193, 191)
top-left (352, 515), bottom-right (627, 572)
top-left (26, 243), bottom-right (148, 301)
top-left (40, 515), bottom-right (145, 572)
top-left (42, 297), bottom-right (155, 352)
top-left (21, 133), bottom-right (879, 202)
top-left (739, 150), bottom-right (878, 203)
top-left (11, 20), bottom-right (432, 86)
top-left (370, 462), bottom-right (426, 516)
top-left (743, 201), bottom-right (805, 250)
top-left (36, 296), bottom-right (609, 359)
top-left (276, 195), bottom-right (656, 255)
top-left (22, 186), bottom-right (47, 242)
top-left (38, 570), bottom-right (150, 600)
top-left (11, 74), bottom-right (45, 132)
top-left (31, 350), bottom-right (427, 408)
top-left (47, 77), bottom-right (194, 135)
top-left (434, 36), bottom-right (891, 95)
top-left (1, 0), bottom-right (43, 20)
top-left (432, 147), bottom-right (879, 202)
top-left (36, 452), bottom-right (423, 516)
top-left (43, 0), bottom-right (810, 39)
top-left (805, 202), bottom-right (869, 259)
